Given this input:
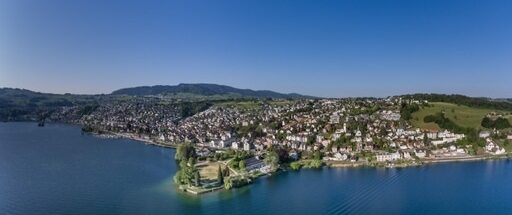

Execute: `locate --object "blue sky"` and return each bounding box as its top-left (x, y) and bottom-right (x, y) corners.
top-left (0, 0), bottom-right (511, 97)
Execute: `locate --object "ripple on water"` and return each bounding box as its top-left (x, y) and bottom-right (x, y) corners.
top-left (325, 168), bottom-right (405, 215)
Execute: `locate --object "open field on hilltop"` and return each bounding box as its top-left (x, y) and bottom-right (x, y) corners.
top-left (410, 102), bottom-right (512, 131)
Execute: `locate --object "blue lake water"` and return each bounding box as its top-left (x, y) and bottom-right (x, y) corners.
top-left (1, 122), bottom-right (512, 214)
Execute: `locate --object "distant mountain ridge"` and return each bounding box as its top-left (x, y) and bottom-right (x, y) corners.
top-left (111, 83), bottom-right (313, 99)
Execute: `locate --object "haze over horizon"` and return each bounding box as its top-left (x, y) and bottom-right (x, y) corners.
top-left (1, 0), bottom-right (511, 98)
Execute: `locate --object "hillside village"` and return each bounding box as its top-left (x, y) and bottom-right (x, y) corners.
top-left (4, 89), bottom-right (512, 192)
top-left (74, 97), bottom-right (512, 170)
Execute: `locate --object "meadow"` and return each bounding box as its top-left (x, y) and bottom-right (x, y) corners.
top-left (410, 102), bottom-right (512, 131)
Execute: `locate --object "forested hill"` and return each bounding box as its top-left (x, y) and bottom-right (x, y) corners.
top-left (111, 83), bottom-right (312, 99)
top-left (400, 94), bottom-right (512, 111)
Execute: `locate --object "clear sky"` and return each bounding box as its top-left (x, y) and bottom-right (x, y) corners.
top-left (0, 0), bottom-right (511, 98)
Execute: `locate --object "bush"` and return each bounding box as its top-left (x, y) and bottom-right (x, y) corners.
top-left (224, 177), bottom-right (251, 190)
top-left (289, 162), bottom-right (303, 171)
top-left (303, 159), bottom-right (323, 169)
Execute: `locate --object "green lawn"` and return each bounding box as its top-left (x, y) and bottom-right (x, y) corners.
top-left (410, 102), bottom-right (511, 131)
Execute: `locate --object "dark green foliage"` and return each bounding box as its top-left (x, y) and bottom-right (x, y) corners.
top-left (306, 135), bottom-right (316, 146)
top-left (265, 145), bottom-right (289, 165)
top-left (400, 103), bottom-right (420, 120)
top-left (333, 135), bottom-right (351, 148)
top-left (424, 113), bottom-right (461, 132)
top-left (0, 88), bottom-right (100, 121)
top-left (217, 165), bottom-right (224, 184)
top-left (239, 160), bottom-right (246, 171)
top-left (402, 94), bottom-right (512, 111)
top-left (175, 144), bottom-right (196, 161)
top-left (225, 150), bottom-right (252, 170)
top-left (276, 132), bottom-right (286, 141)
top-left (111, 83), bottom-right (313, 99)
top-left (223, 167), bottom-right (230, 177)
top-left (373, 137), bottom-right (391, 151)
top-left (235, 123), bottom-right (259, 137)
top-left (224, 177), bottom-right (251, 190)
top-left (174, 160), bottom-right (199, 185)
top-left (77, 104), bottom-right (99, 116)
top-left (313, 151), bottom-right (323, 160)
top-left (264, 150), bottom-right (280, 169)
top-left (481, 117), bottom-right (511, 129)
top-left (188, 157), bottom-right (196, 166)
top-left (81, 125), bottom-right (104, 134)
top-left (174, 144), bottom-right (200, 186)
top-left (179, 102), bottom-right (212, 118)
top-left (424, 112), bottom-right (478, 137)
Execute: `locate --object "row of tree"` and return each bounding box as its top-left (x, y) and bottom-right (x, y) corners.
top-left (174, 144), bottom-right (201, 187)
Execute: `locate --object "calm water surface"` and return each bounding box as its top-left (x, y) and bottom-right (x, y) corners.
top-left (1, 122), bottom-right (512, 215)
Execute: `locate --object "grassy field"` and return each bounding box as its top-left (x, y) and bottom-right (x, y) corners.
top-left (195, 161), bottom-right (233, 181)
top-left (410, 102), bottom-right (512, 131)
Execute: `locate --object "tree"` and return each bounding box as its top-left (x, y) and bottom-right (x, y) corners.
top-left (194, 171), bottom-right (201, 187)
top-left (482, 117), bottom-right (511, 129)
top-left (494, 118), bottom-right (511, 129)
top-left (264, 150), bottom-right (279, 169)
top-left (223, 167), bottom-right (230, 177)
top-left (217, 165), bottom-right (224, 184)
top-left (306, 135), bottom-right (316, 145)
top-left (313, 151), bottom-right (322, 160)
top-left (239, 160), bottom-right (246, 171)
top-left (224, 177), bottom-right (233, 190)
top-left (175, 144), bottom-right (196, 161)
top-left (174, 160), bottom-right (198, 185)
top-left (188, 157), bottom-right (196, 166)
top-left (400, 103), bottom-right (419, 120)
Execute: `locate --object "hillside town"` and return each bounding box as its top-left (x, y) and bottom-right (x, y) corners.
top-left (5, 93), bottom-right (512, 193)
top-left (69, 97), bottom-right (512, 171)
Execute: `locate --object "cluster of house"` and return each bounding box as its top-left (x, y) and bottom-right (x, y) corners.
top-left (485, 138), bottom-right (506, 155)
top-left (80, 100), bottom-right (182, 136)
top-left (374, 149), bottom-right (428, 162)
top-left (62, 96), bottom-right (511, 163)
top-left (429, 130), bottom-right (465, 146)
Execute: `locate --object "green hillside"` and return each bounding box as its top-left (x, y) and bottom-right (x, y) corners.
top-left (410, 102), bottom-right (512, 131)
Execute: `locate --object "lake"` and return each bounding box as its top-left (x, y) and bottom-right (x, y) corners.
top-left (1, 122), bottom-right (512, 214)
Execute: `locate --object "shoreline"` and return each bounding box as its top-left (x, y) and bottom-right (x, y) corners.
top-left (94, 129), bottom-right (512, 167)
top-left (19, 121), bottom-right (512, 169)
top-left (90, 131), bottom-right (179, 149)
top-left (79, 126), bottom-right (512, 195)
top-left (422, 154), bottom-right (511, 164)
